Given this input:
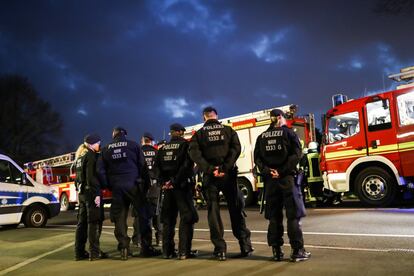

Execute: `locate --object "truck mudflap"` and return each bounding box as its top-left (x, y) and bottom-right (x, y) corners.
top-left (47, 202), bottom-right (61, 218)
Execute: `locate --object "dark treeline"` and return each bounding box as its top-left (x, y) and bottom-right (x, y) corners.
top-left (0, 74), bottom-right (65, 165)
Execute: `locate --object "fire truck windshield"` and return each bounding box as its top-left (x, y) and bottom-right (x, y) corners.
top-left (397, 91), bottom-right (414, 126)
top-left (327, 111), bottom-right (360, 143)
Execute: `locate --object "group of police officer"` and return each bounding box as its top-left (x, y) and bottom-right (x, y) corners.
top-left (73, 106), bottom-right (311, 263)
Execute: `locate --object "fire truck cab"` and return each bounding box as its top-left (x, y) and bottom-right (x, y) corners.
top-left (25, 153), bottom-right (78, 211)
top-left (321, 66), bottom-right (414, 206)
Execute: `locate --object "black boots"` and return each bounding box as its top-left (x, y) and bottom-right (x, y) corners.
top-left (212, 251), bottom-right (227, 261)
top-left (140, 246), bottom-right (162, 257)
top-left (272, 246), bottom-right (284, 261)
top-left (75, 251), bottom-right (89, 261)
top-left (120, 248), bottom-right (129, 261)
top-left (177, 250), bottom-right (199, 260)
top-left (89, 251), bottom-right (109, 261)
top-left (290, 248), bottom-right (311, 262)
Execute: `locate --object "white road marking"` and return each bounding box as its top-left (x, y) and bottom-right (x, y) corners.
top-left (0, 241), bottom-right (74, 275)
top-left (44, 226), bottom-right (414, 255)
top-left (49, 224), bottom-right (414, 238)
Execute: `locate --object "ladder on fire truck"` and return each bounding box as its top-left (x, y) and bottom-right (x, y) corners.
top-left (388, 66), bottom-right (414, 89)
top-left (24, 152), bottom-right (76, 170)
top-left (187, 104), bottom-right (305, 130)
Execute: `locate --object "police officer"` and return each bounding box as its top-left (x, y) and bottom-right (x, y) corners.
top-left (156, 123), bottom-right (199, 260)
top-left (98, 127), bottom-right (161, 260)
top-left (132, 132), bottom-right (162, 247)
top-left (74, 134), bottom-right (107, 261)
top-left (189, 107), bottom-right (253, 261)
top-left (254, 109), bottom-right (311, 262)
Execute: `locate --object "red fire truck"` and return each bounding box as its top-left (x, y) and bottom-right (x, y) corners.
top-left (184, 105), bottom-right (316, 206)
top-left (24, 152), bottom-right (112, 210)
top-left (320, 66), bottom-right (414, 206)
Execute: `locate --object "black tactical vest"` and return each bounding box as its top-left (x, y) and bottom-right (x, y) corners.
top-left (142, 145), bottom-right (157, 171)
top-left (198, 121), bottom-right (230, 165)
top-left (158, 138), bottom-right (186, 175)
top-left (258, 127), bottom-right (289, 167)
top-left (102, 136), bottom-right (141, 176)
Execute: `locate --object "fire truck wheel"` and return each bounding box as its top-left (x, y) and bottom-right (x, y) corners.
top-left (60, 193), bottom-right (70, 211)
top-left (23, 205), bottom-right (48, 228)
top-left (238, 178), bottom-right (255, 206)
top-left (355, 167), bottom-right (397, 206)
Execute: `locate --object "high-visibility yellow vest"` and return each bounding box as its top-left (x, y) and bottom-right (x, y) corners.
top-left (306, 152), bottom-right (323, 183)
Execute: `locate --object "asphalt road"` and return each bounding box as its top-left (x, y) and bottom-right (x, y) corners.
top-left (1, 202), bottom-right (414, 275)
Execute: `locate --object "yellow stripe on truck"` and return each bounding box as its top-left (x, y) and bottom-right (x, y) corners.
top-left (398, 141), bottom-right (414, 150)
top-left (369, 144), bottom-right (399, 154)
top-left (325, 141), bottom-right (414, 161)
top-left (325, 149), bottom-right (366, 159)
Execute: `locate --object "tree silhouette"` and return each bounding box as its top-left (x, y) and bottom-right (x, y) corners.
top-left (0, 75), bottom-right (63, 164)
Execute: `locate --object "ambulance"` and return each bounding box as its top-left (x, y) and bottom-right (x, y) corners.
top-left (321, 66), bottom-right (414, 206)
top-left (0, 154), bottom-right (60, 228)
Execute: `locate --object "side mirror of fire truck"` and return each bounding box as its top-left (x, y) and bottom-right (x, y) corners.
top-left (382, 99), bottom-right (389, 109)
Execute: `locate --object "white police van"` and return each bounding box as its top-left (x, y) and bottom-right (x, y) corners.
top-left (0, 154), bottom-right (60, 228)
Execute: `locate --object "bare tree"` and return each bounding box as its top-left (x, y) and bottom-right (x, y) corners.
top-left (0, 75), bottom-right (63, 164)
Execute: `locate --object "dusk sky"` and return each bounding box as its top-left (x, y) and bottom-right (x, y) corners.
top-left (1, 0), bottom-right (414, 149)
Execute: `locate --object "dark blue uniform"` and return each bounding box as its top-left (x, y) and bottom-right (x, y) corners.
top-left (156, 136), bottom-right (198, 258)
top-left (74, 149), bottom-right (104, 259)
top-left (189, 119), bottom-right (252, 257)
top-left (98, 134), bottom-right (152, 253)
top-left (132, 144), bottom-right (162, 246)
top-left (254, 124), bottom-right (307, 258)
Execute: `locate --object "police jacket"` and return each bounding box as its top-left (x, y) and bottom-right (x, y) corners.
top-left (74, 155), bottom-right (85, 192)
top-left (189, 119), bottom-right (241, 174)
top-left (254, 125), bottom-right (302, 178)
top-left (98, 134), bottom-right (146, 183)
top-left (142, 144), bottom-right (157, 180)
top-left (82, 149), bottom-right (102, 197)
top-left (156, 136), bottom-right (194, 188)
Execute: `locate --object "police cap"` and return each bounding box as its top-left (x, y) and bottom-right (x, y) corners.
top-left (84, 133), bottom-right (101, 145)
top-left (143, 132), bottom-right (154, 141)
top-left (170, 123), bottom-right (186, 132)
top-left (270, 109), bottom-right (285, 118)
top-left (202, 106), bottom-right (217, 115)
top-left (113, 126), bottom-right (128, 135)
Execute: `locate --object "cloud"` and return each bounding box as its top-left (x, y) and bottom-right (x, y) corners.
top-left (150, 0), bottom-right (235, 42)
top-left (77, 105), bottom-right (88, 116)
top-left (164, 97), bottom-right (196, 118)
top-left (250, 29), bottom-right (289, 63)
top-left (254, 88), bottom-right (288, 99)
top-left (376, 43), bottom-right (402, 75)
top-left (39, 42), bottom-right (106, 95)
top-left (337, 57), bottom-right (365, 71)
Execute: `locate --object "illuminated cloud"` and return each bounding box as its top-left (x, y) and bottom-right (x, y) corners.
top-left (254, 88), bottom-right (288, 99)
top-left (250, 29), bottom-right (289, 63)
top-left (337, 57), bottom-right (364, 70)
top-left (164, 97), bottom-right (196, 118)
top-left (77, 106), bottom-right (88, 116)
top-left (150, 0), bottom-right (235, 42)
top-left (377, 43), bottom-right (403, 75)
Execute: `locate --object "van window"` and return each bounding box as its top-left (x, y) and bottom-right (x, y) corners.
top-left (366, 100), bottom-right (392, 131)
top-left (0, 160), bottom-right (24, 184)
top-left (397, 91), bottom-right (414, 126)
top-left (327, 111), bottom-right (360, 144)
